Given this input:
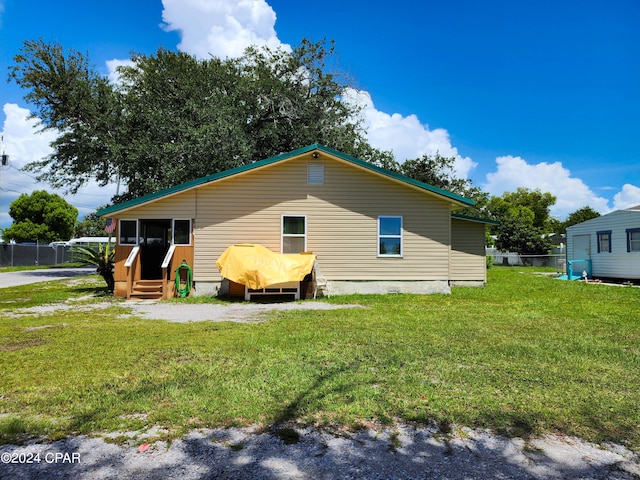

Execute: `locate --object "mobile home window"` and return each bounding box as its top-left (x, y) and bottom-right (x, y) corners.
top-left (119, 220), bottom-right (137, 245)
top-left (173, 219), bottom-right (191, 245)
top-left (597, 231), bottom-right (611, 253)
top-left (282, 215), bottom-right (306, 253)
top-left (627, 228), bottom-right (640, 252)
top-left (378, 216), bottom-right (403, 257)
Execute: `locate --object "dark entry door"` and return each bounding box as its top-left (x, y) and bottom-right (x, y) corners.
top-left (139, 220), bottom-right (171, 279)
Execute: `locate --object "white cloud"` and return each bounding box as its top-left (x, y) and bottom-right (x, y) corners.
top-left (483, 155), bottom-right (611, 218)
top-left (160, 0), bottom-right (289, 59)
top-left (104, 1), bottom-right (289, 83)
top-left (0, 104), bottom-right (117, 229)
top-left (1, 103), bottom-right (55, 167)
top-left (106, 58), bottom-right (135, 84)
top-left (344, 88), bottom-right (477, 179)
top-left (613, 184), bottom-right (640, 210)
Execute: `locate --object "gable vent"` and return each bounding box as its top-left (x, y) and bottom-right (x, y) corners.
top-left (307, 163), bottom-right (324, 184)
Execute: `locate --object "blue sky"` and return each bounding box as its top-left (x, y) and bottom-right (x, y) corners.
top-left (0, 0), bottom-right (638, 229)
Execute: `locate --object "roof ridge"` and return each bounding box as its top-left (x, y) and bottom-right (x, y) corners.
top-left (99, 144), bottom-right (474, 216)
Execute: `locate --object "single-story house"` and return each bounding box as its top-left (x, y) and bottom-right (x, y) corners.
top-left (566, 205), bottom-right (640, 280)
top-left (98, 144), bottom-right (495, 300)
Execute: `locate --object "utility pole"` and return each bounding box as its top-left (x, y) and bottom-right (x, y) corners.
top-left (0, 135), bottom-right (8, 167)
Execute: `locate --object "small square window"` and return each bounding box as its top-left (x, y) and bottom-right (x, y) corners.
top-left (119, 220), bottom-right (137, 245)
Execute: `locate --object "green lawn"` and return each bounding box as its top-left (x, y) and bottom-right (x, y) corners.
top-left (0, 267), bottom-right (638, 451)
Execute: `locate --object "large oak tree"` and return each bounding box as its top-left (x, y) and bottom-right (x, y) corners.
top-left (10, 39), bottom-right (387, 203)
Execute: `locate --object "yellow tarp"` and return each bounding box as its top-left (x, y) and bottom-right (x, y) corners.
top-left (216, 244), bottom-right (316, 290)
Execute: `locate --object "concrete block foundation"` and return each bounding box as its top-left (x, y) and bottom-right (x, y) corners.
top-left (195, 280), bottom-right (460, 298)
top-left (328, 280), bottom-right (451, 296)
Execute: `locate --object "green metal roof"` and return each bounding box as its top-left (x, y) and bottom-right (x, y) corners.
top-left (98, 144), bottom-right (474, 216)
top-left (451, 212), bottom-right (499, 225)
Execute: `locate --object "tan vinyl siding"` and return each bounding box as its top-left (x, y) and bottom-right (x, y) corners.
top-left (194, 153), bottom-right (452, 281)
top-left (114, 191), bottom-right (197, 218)
top-left (450, 219), bottom-right (487, 281)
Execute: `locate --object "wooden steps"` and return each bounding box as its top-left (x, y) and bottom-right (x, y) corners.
top-left (129, 280), bottom-right (164, 300)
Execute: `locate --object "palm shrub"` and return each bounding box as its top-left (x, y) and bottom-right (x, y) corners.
top-left (71, 243), bottom-right (115, 292)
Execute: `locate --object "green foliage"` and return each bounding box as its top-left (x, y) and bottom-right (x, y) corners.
top-left (12, 38), bottom-right (497, 213)
top-left (71, 243), bottom-right (114, 292)
top-left (486, 188), bottom-right (557, 253)
top-left (9, 39), bottom-right (124, 193)
top-left (487, 188), bottom-right (556, 232)
top-left (494, 216), bottom-right (552, 255)
top-left (545, 216), bottom-right (565, 235)
top-left (485, 229), bottom-right (494, 247)
top-left (2, 190), bottom-right (78, 243)
top-left (504, 188), bottom-right (556, 229)
top-left (390, 152), bottom-right (490, 218)
top-left (400, 153), bottom-right (473, 195)
top-left (545, 206), bottom-right (602, 236)
top-left (562, 206), bottom-right (601, 232)
top-left (74, 207), bottom-right (109, 237)
top-left (11, 38), bottom-right (389, 202)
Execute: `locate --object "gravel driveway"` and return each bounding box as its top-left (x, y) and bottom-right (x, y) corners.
top-left (1, 424), bottom-right (638, 479)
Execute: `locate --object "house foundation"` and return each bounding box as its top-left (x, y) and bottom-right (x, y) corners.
top-left (328, 280), bottom-right (451, 295)
top-left (195, 279), bottom-right (453, 298)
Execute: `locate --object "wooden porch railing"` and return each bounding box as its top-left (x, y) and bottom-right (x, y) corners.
top-left (124, 246), bottom-right (140, 299)
top-left (160, 245), bottom-right (176, 299)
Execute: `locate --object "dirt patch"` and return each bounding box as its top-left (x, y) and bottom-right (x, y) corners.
top-left (3, 302), bottom-right (114, 318)
top-left (0, 339), bottom-right (47, 351)
top-left (124, 300), bottom-right (365, 323)
top-left (3, 299), bottom-right (363, 323)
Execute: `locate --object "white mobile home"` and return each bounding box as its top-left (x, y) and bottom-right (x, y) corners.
top-left (566, 206), bottom-right (640, 280)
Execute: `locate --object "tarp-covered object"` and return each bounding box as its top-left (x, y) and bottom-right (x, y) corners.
top-left (216, 244), bottom-right (316, 290)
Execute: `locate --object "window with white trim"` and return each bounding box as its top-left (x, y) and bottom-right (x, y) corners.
top-left (378, 216), bottom-right (403, 256)
top-left (597, 230), bottom-right (611, 253)
top-left (282, 215), bottom-right (306, 253)
top-left (119, 220), bottom-right (138, 245)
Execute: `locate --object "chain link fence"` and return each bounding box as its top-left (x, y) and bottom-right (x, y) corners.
top-left (0, 244), bottom-right (76, 267)
top-left (0, 238), bottom-right (115, 268)
top-left (487, 247), bottom-right (566, 273)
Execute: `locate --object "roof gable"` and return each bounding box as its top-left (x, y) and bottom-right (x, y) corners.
top-left (98, 144), bottom-right (474, 216)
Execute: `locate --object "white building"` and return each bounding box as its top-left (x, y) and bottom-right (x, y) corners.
top-left (566, 206), bottom-right (640, 280)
